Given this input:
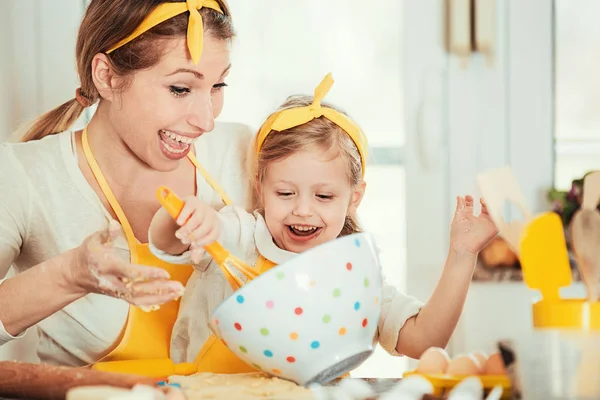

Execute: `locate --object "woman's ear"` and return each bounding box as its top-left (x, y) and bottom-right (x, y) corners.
top-left (91, 53), bottom-right (121, 102)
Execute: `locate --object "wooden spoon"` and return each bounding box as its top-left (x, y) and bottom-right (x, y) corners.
top-left (476, 166), bottom-right (533, 256)
top-left (570, 171), bottom-right (600, 302)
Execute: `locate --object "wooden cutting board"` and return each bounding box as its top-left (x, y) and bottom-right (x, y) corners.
top-left (0, 361), bottom-right (157, 400)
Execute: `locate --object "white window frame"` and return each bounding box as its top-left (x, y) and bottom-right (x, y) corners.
top-left (447, 0), bottom-right (557, 356)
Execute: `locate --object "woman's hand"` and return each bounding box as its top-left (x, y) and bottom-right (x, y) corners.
top-left (65, 221), bottom-right (185, 307)
top-left (449, 195), bottom-right (499, 256)
top-left (173, 196), bottom-right (221, 264)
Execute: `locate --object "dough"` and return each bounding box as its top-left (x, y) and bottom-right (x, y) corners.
top-left (168, 372), bottom-right (315, 399)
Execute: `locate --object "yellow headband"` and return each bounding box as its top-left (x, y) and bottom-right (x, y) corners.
top-left (255, 73), bottom-right (368, 177)
top-left (106, 0), bottom-right (223, 65)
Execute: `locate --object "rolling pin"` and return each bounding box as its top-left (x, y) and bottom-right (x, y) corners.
top-left (0, 361), bottom-right (157, 400)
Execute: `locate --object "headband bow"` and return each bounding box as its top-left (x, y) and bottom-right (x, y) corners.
top-left (256, 73), bottom-right (369, 177)
top-left (106, 0), bottom-right (223, 65)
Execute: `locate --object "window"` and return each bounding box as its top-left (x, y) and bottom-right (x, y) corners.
top-left (554, 0), bottom-right (600, 189)
top-left (222, 0), bottom-right (407, 377)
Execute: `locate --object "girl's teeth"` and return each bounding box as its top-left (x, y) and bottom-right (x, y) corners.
top-left (162, 130), bottom-right (195, 144)
top-left (292, 225), bottom-right (317, 231)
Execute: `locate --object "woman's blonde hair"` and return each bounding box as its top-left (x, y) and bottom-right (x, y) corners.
top-left (252, 96), bottom-right (364, 237)
top-left (20, 0), bottom-right (233, 142)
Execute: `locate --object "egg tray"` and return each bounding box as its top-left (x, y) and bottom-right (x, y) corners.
top-left (403, 371), bottom-right (511, 399)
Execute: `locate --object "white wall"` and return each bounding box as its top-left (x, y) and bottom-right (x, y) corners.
top-left (1, 0), bottom-right (83, 139)
top-left (0, 2), bottom-right (14, 140)
top-left (0, 0), bottom-right (84, 362)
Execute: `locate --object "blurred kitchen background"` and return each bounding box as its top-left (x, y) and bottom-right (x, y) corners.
top-left (0, 0), bottom-right (598, 379)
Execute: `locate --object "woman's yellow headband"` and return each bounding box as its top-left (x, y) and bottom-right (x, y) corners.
top-left (255, 73), bottom-right (369, 177)
top-left (106, 0), bottom-right (223, 65)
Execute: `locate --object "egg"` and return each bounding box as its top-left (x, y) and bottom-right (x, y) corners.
top-left (446, 354), bottom-right (482, 376)
top-left (471, 351), bottom-right (488, 367)
top-left (483, 352), bottom-right (507, 375)
top-left (416, 347), bottom-right (450, 374)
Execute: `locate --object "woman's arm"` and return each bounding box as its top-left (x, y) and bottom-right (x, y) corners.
top-left (0, 222), bottom-right (186, 342)
top-left (0, 249), bottom-right (85, 337)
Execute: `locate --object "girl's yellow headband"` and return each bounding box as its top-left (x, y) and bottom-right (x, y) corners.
top-left (106, 0), bottom-right (224, 65)
top-left (255, 73), bottom-right (369, 177)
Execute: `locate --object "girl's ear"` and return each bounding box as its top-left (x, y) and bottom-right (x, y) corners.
top-left (348, 180), bottom-right (366, 216)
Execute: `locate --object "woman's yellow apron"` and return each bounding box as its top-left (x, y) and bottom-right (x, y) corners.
top-left (82, 127), bottom-right (272, 372)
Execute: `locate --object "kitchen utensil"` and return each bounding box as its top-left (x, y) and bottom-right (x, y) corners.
top-left (0, 361), bottom-right (156, 400)
top-left (519, 212), bottom-right (572, 301)
top-left (570, 171), bottom-right (600, 302)
top-left (476, 166), bottom-right (533, 255)
top-left (209, 233), bottom-right (383, 386)
top-left (156, 186), bottom-right (258, 289)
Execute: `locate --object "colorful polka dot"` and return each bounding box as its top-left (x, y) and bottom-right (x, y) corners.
top-left (355, 238), bottom-right (361, 247)
top-left (310, 280), bottom-right (316, 287)
top-left (273, 369), bottom-right (281, 375)
top-left (295, 307), bottom-right (303, 315)
top-left (234, 323), bottom-right (242, 331)
top-left (362, 318), bottom-right (368, 327)
top-left (346, 262), bottom-right (353, 271)
top-left (333, 288), bottom-right (341, 298)
top-left (322, 314), bottom-right (331, 323)
top-left (287, 356), bottom-right (296, 363)
top-left (311, 341), bottom-right (320, 349)
top-left (364, 278), bottom-right (370, 287)
top-left (354, 301), bottom-right (361, 311)
top-left (236, 295), bottom-right (245, 304)
top-left (260, 328), bottom-right (270, 336)
top-left (290, 332), bottom-right (299, 340)
top-left (239, 346), bottom-right (248, 353)
top-left (375, 297), bottom-right (379, 305)
top-left (264, 350), bottom-right (273, 357)
top-left (214, 319), bottom-right (219, 326)
top-left (276, 271), bottom-right (285, 280)
top-left (266, 300), bottom-right (274, 309)
top-left (339, 327), bottom-right (347, 335)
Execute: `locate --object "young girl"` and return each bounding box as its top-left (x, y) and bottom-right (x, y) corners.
top-left (149, 73), bottom-right (498, 366)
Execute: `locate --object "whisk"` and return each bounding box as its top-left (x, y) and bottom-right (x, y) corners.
top-left (156, 186), bottom-right (258, 289)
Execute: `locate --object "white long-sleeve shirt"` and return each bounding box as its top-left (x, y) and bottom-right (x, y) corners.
top-left (150, 205), bottom-right (424, 363)
top-left (0, 122), bottom-right (253, 366)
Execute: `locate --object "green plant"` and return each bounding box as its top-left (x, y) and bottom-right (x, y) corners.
top-left (547, 170), bottom-right (600, 227)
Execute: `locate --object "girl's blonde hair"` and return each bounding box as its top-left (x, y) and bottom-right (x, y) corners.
top-left (20, 0), bottom-right (233, 142)
top-left (252, 96), bottom-right (364, 237)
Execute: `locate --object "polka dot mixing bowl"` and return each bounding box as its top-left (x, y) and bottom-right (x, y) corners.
top-left (209, 233), bottom-right (383, 386)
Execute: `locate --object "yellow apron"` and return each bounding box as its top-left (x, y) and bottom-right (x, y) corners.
top-left (81, 127), bottom-right (231, 364)
top-left (83, 128), bottom-right (338, 376)
top-left (193, 255), bottom-right (275, 373)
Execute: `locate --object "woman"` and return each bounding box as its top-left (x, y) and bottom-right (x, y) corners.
top-left (0, 0), bottom-right (252, 367)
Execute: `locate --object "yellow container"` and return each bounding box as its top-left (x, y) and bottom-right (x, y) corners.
top-left (402, 370), bottom-right (511, 399)
top-left (533, 299), bottom-right (600, 330)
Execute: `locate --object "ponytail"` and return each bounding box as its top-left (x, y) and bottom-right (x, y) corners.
top-left (19, 97), bottom-right (87, 142)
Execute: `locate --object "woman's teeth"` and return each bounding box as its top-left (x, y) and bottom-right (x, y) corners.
top-left (161, 130), bottom-right (195, 144)
top-left (159, 130), bottom-right (196, 154)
